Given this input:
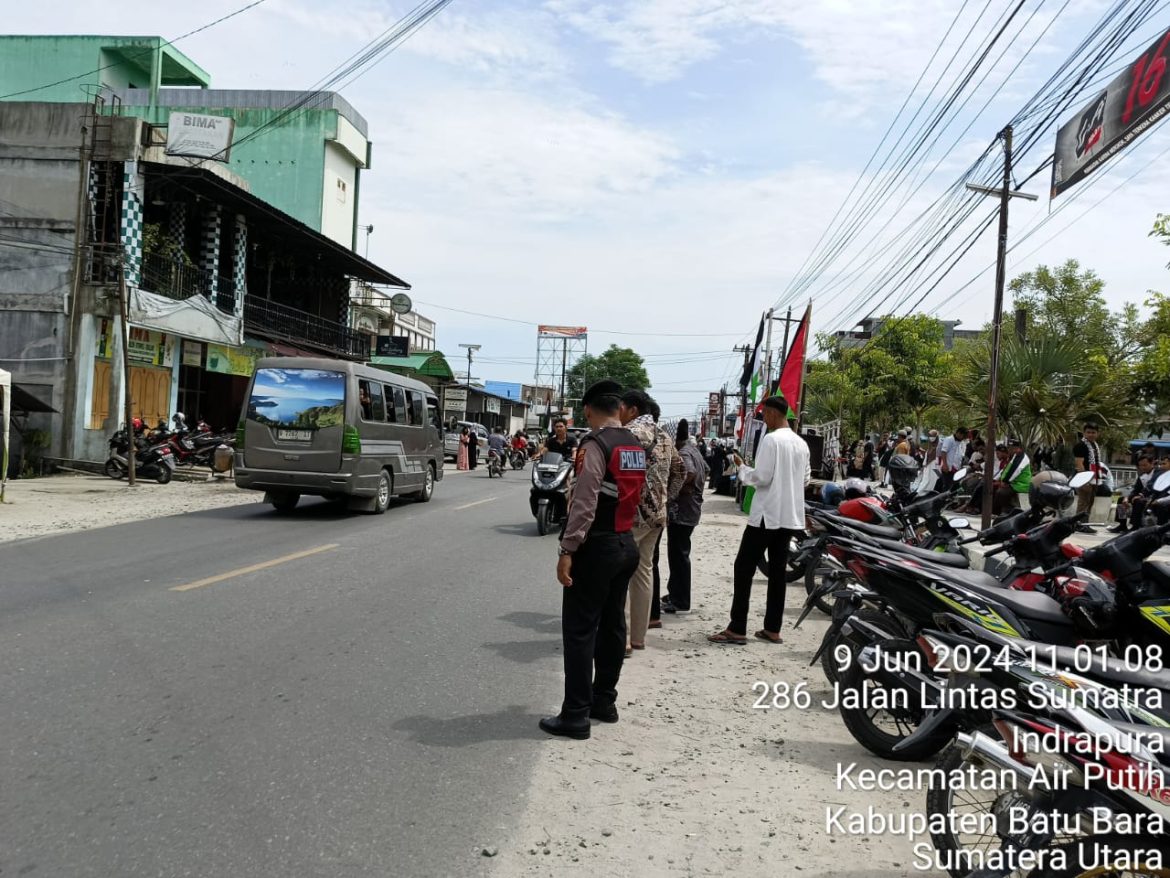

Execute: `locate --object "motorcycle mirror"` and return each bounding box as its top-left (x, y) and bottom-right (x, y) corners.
top-left (947, 517), bottom-right (970, 530)
top-left (1155, 471), bottom-right (1170, 494)
top-left (952, 467), bottom-right (968, 482)
top-left (1068, 471), bottom-right (1094, 489)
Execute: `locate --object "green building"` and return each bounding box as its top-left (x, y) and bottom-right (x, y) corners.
top-left (0, 35), bottom-right (371, 249)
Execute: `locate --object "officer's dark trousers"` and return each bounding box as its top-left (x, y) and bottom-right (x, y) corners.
top-left (561, 531), bottom-right (639, 721)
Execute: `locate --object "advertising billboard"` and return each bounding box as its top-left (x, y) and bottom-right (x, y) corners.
top-left (537, 325), bottom-right (588, 338)
top-left (165, 112), bottom-right (235, 162)
top-left (1052, 26), bottom-right (1170, 198)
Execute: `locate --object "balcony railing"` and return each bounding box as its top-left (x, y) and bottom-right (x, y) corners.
top-left (243, 295), bottom-right (370, 360)
top-left (139, 251), bottom-right (235, 313)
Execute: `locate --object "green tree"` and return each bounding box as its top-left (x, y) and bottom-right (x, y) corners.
top-left (803, 316), bottom-right (950, 435)
top-left (1009, 259), bottom-right (1142, 365)
top-left (937, 335), bottom-right (1136, 447)
top-left (565, 345), bottom-right (650, 402)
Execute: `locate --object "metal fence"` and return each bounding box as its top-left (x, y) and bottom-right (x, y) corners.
top-left (243, 295), bottom-right (370, 360)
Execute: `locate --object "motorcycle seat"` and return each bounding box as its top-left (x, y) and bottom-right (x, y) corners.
top-left (947, 575), bottom-right (1071, 628)
top-left (820, 513), bottom-right (902, 541)
top-left (1142, 560), bottom-right (1170, 587)
top-left (869, 537), bottom-right (969, 568)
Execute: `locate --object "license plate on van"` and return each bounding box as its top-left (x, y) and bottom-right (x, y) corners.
top-left (277, 429), bottom-right (313, 442)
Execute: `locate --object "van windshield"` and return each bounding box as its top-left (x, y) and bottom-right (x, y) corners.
top-left (248, 368), bottom-right (346, 429)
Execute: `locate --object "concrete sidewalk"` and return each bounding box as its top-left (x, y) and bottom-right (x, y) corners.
top-left (0, 472), bottom-right (259, 543)
top-left (491, 492), bottom-right (940, 877)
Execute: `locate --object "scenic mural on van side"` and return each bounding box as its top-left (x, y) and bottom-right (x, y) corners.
top-left (248, 369), bottom-right (345, 429)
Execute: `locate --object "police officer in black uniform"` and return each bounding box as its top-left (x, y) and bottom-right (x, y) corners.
top-left (540, 380), bottom-right (646, 740)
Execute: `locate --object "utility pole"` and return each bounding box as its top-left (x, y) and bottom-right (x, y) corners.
top-left (458, 342), bottom-right (481, 389)
top-left (732, 344), bottom-right (752, 437)
top-left (966, 125), bottom-right (1037, 529)
top-left (118, 260), bottom-right (136, 486)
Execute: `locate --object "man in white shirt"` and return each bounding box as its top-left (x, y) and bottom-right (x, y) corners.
top-left (936, 426), bottom-right (969, 493)
top-left (708, 396), bottom-right (811, 646)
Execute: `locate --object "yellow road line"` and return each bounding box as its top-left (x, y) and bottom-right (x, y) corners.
top-left (454, 497), bottom-right (497, 510)
top-left (170, 543), bottom-right (340, 592)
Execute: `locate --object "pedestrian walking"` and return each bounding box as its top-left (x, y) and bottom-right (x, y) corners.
top-left (709, 395), bottom-right (810, 646)
top-left (619, 390), bottom-right (683, 656)
top-left (457, 426), bottom-right (470, 471)
top-left (663, 419), bottom-right (708, 615)
top-left (541, 380), bottom-right (646, 740)
top-left (1073, 422), bottom-right (1104, 533)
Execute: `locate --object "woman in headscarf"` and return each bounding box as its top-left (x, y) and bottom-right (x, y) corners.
top-left (457, 426), bottom-right (470, 471)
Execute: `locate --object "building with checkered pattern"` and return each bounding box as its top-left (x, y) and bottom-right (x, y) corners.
top-left (0, 38), bottom-right (420, 469)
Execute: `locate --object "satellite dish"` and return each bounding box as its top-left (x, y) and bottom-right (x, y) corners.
top-left (390, 293), bottom-right (413, 315)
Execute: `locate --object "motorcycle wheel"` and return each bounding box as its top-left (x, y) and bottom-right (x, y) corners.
top-left (821, 607), bottom-right (908, 686)
top-left (925, 729), bottom-right (1041, 878)
top-left (155, 466), bottom-right (172, 485)
top-left (537, 504), bottom-right (551, 536)
top-left (837, 636), bottom-right (949, 761)
top-left (104, 459), bottom-right (124, 480)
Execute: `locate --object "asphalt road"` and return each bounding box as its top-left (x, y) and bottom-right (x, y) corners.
top-left (0, 467), bottom-right (566, 878)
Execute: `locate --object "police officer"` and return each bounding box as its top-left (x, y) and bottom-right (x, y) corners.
top-left (540, 380), bottom-right (646, 740)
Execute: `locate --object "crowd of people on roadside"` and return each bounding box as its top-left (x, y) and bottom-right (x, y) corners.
top-left (831, 423), bottom-right (1170, 533)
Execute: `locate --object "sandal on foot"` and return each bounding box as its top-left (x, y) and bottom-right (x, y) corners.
top-left (754, 629), bottom-right (783, 644)
top-left (648, 620), bottom-right (662, 629)
top-left (630, 642), bottom-right (646, 650)
top-left (624, 645), bottom-right (633, 657)
top-left (707, 630), bottom-right (748, 645)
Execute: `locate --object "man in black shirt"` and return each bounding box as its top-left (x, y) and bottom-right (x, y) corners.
top-left (1072, 422), bottom-right (1103, 533)
top-left (539, 418), bottom-right (579, 462)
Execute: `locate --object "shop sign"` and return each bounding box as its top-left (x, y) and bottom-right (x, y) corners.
top-left (206, 344), bottom-right (258, 377)
top-left (485, 397), bottom-right (501, 414)
top-left (127, 327), bottom-right (174, 367)
top-left (166, 112), bottom-right (235, 162)
top-left (182, 340), bottom-right (204, 367)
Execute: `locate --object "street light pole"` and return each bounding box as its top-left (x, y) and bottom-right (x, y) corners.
top-left (965, 125), bottom-right (1037, 529)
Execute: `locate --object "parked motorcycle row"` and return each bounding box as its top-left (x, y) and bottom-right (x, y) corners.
top-left (105, 413), bottom-right (236, 484)
top-left (789, 454), bottom-right (1170, 875)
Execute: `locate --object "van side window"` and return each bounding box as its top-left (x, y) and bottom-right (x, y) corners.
top-left (403, 390), bottom-right (417, 425)
top-left (358, 379), bottom-right (384, 421)
top-left (411, 393), bottom-right (425, 426)
top-left (427, 399), bottom-right (441, 431)
top-left (383, 384), bottom-right (398, 423)
top-left (387, 386), bottom-right (406, 424)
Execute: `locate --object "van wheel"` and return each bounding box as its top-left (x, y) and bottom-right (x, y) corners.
top-left (413, 464), bottom-right (435, 503)
top-left (373, 470), bottom-right (392, 514)
top-left (269, 491), bottom-right (300, 513)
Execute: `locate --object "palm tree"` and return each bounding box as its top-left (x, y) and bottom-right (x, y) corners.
top-left (937, 336), bottom-right (1135, 447)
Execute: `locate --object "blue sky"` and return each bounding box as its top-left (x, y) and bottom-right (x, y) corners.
top-left (11, 1), bottom-right (1170, 420)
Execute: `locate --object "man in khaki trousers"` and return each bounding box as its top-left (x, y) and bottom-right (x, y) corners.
top-left (619, 390), bottom-right (683, 654)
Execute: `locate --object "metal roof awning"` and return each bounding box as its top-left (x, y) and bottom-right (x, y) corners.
top-left (6, 384), bottom-right (58, 414)
top-left (143, 163), bottom-right (410, 288)
top-left (368, 351), bottom-right (454, 381)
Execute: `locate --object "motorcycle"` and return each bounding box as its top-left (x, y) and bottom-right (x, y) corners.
top-left (487, 448), bottom-right (506, 478)
top-left (509, 447), bottom-right (528, 470)
top-left (531, 451), bottom-right (572, 536)
top-left (104, 424), bottom-right (177, 484)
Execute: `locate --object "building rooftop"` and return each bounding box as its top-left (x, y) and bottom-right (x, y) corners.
top-left (111, 88), bottom-right (369, 138)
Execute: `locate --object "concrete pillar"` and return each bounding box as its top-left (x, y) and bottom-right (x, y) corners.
top-left (119, 160), bottom-right (144, 287)
top-left (201, 203), bottom-right (222, 299)
top-left (232, 214), bottom-right (247, 318)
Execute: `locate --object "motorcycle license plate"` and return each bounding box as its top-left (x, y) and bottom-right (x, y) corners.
top-left (277, 429), bottom-right (313, 442)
